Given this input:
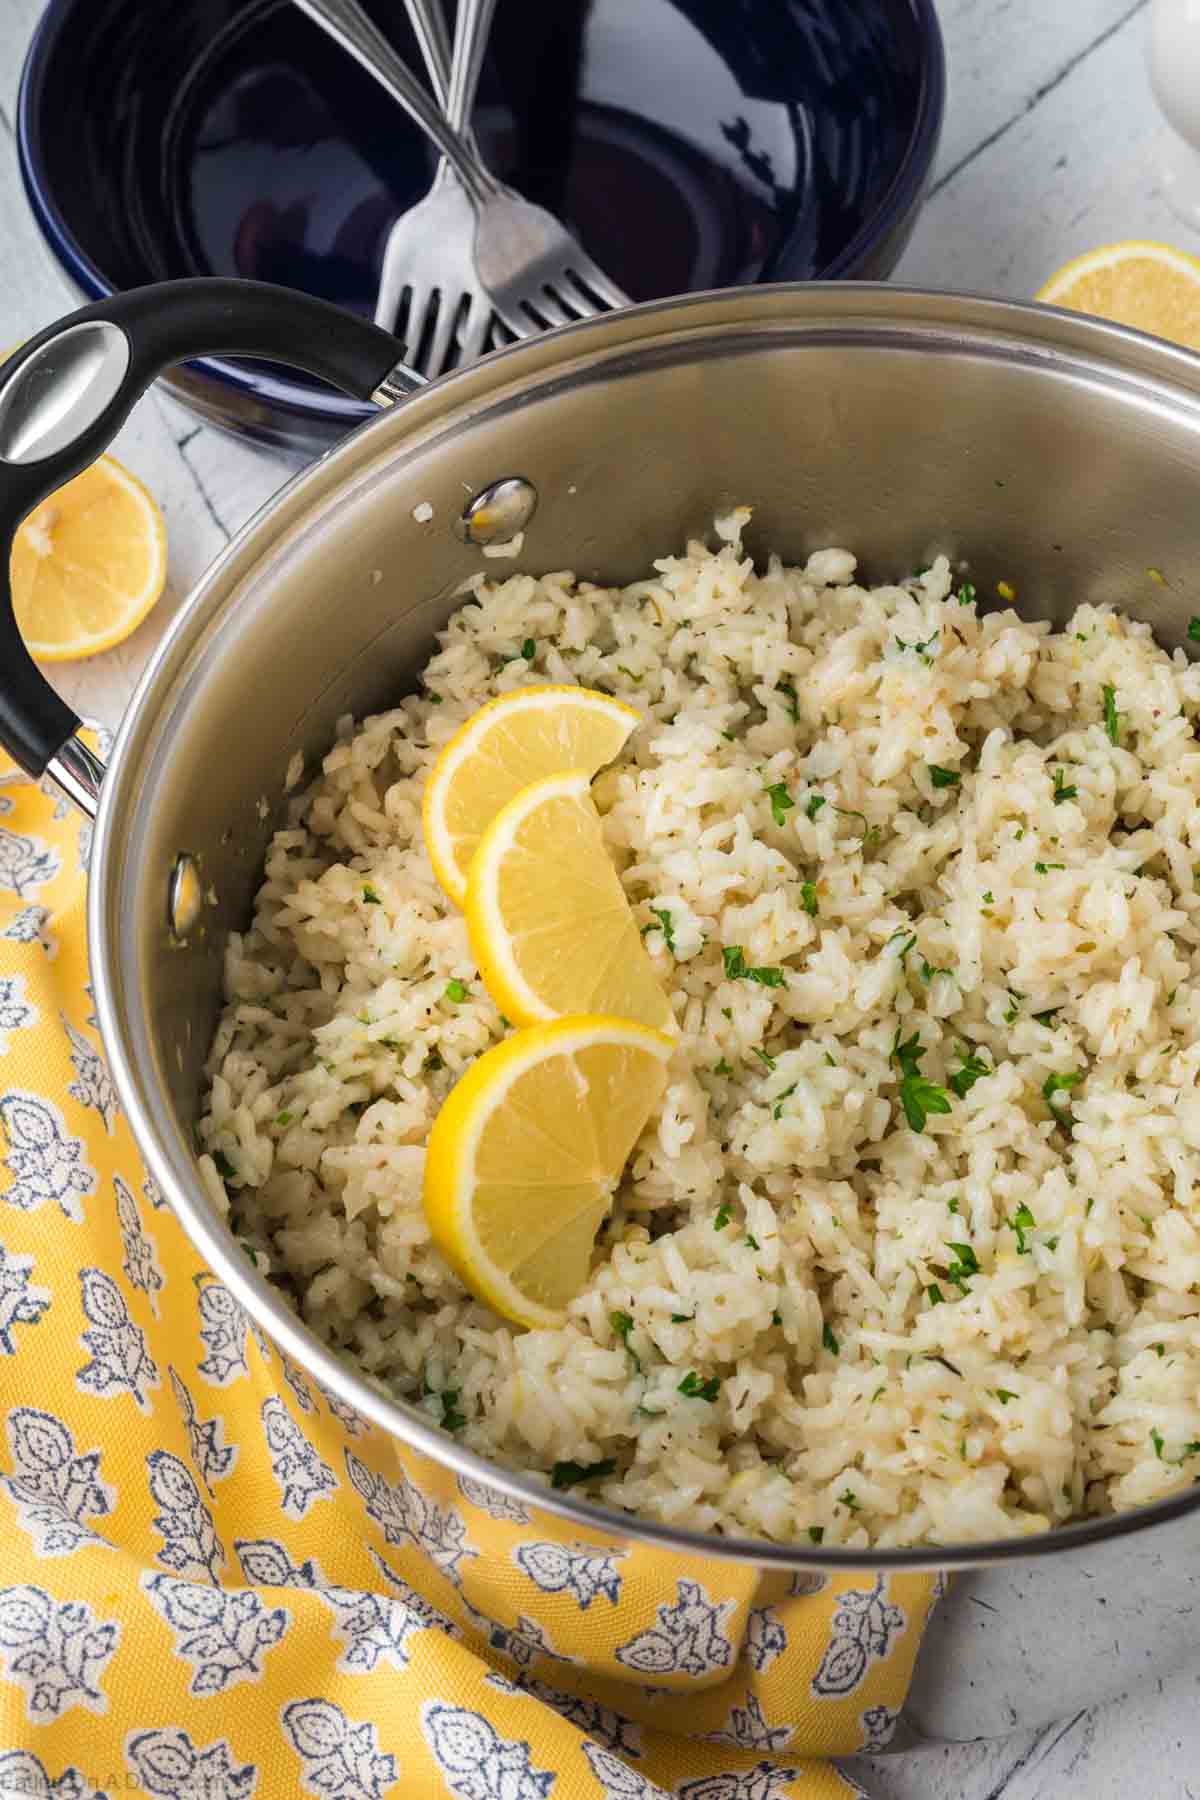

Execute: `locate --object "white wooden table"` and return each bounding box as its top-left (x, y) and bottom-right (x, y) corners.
top-left (3, 1), bottom-right (1194, 1793)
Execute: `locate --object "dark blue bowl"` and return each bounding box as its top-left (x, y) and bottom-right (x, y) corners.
top-left (19, 0), bottom-right (944, 458)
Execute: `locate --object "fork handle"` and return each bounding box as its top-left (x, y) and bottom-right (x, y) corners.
top-left (398, 0), bottom-right (451, 106)
top-left (446, 0), bottom-right (499, 135)
top-left (292, 0), bottom-right (498, 204)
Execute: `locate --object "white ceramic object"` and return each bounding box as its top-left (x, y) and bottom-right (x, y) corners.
top-left (1149, 0), bottom-right (1200, 230)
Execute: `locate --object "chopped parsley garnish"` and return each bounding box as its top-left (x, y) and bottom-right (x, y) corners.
top-left (822, 1323), bottom-right (839, 1356)
top-left (921, 960), bottom-right (952, 984)
top-left (752, 1046), bottom-right (776, 1071)
top-left (521, 638), bottom-right (536, 660)
top-left (678, 1371), bottom-right (720, 1402)
top-left (723, 945), bottom-right (786, 986)
top-left (772, 1084), bottom-right (797, 1120)
top-left (1189, 618), bottom-right (1200, 643)
top-left (1053, 769), bottom-right (1077, 805)
top-left (766, 782), bottom-right (795, 827)
top-left (994, 1389), bottom-right (1018, 1405)
top-left (929, 764), bottom-right (960, 789)
top-left (275, 1111), bottom-right (292, 1127)
top-left (808, 1525), bottom-right (825, 1543)
top-left (648, 907), bottom-right (677, 953)
top-left (1007, 1202), bottom-right (1036, 1255)
top-left (444, 979), bottom-right (470, 1003)
top-left (1034, 861), bottom-right (1065, 874)
top-left (888, 929), bottom-right (918, 961)
top-left (423, 1051), bottom-right (444, 1073)
top-left (212, 1150), bottom-right (236, 1181)
top-left (1043, 1069), bottom-right (1083, 1110)
top-left (805, 793), bottom-right (827, 820)
top-left (714, 1203), bottom-right (732, 1231)
top-left (1102, 683), bottom-right (1120, 744)
top-left (834, 806), bottom-right (879, 842)
top-left (610, 1310), bottom-right (641, 1372)
top-left (1032, 1008), bottom-right (1061, 1026)
top-left (1151, 1428), bottom-right (1166, 1461)
top-left (671, 1311), bottom-right (695, 1323)
top-left (948, 1044), bottom-right (991, 1098)
top-left (944, 1241), bottom-right (980, 1291)
top-left (838, 1488), bottom-right (861, 1514)
top-left (800, 881), bottom-right (819, 917)
top-left (1154, 1343), bottom-right (1165, 1358)
top-left (772, 1309), bottom-right (783, 1326)
top-left (894, 632), bottom-right (939, 664)
top-left (891, 1028), bottom-right (952, 1133)
top-left (361, 885), bottom-right (382, 905)
top-left (776, 681), bottom-right (799, 723)
top-left (437, 1389), bottom-right (466, 1433)
top-left (713, 1057), bottom-right (733, 1076)
top-left (745, 1233), bottom-right (760, 1250)
top-left (551, 1457), bottom-right (616, 1490)
top-left (948, 1197), bottom-right (960, 1213)
top-left (957, 580), bottom-right (977, 606)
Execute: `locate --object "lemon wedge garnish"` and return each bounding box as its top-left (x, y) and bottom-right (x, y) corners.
top-left (423, 1015), bottom-right (673, 1326)
top-left (465, 767), bottom-right (674, 1033)
top-left (422, 684), bottom-right (639, 905)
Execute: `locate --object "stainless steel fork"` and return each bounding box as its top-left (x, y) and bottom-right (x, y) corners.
top-left (292, 0), bottom-right (630, 346)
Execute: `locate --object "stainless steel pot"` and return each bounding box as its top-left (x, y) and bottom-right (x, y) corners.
top-left (6, 279), bottom-right (1200, 1742)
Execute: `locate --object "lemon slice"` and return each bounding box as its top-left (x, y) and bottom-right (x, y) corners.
top-left (1036, 240), bottom-right (1200, 351)
top-left (12, 455), bottom-right (167, 661)
top-left (423, 684), bottom-right (640, 905)
top-left (423, 1015), bottom-right (673, 1325)
top-left (466, 768), bottom-right (675, 1033)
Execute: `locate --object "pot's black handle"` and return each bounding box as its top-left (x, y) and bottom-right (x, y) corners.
top-left (0, 278), bottom-right (418, 788)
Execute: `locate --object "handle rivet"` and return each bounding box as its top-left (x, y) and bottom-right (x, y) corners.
top-left (168, 853), bottom-right (204, 941)
top-left (455, 476), bottom-right (538, 547)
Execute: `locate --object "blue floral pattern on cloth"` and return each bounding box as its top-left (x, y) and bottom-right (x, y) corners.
top-left (484, 1670), bottom-right (643, 1759)
top-left (142, 1575), bottom-right (289, 1696)
top-left (422, 1701), bottom-right (555, 1800)
top-left (195, 1274), bottom-right (269, 1387)
top-left (0, 1092), bottom-right (94, 1220)
top-left (0, 973), bottom-right (35, 1054)
top-left (0, 1241), bottom-right (50, 1355)
top-left (146, 1448), bottom-right (226, 1584)
top-left (261, 1396), bottom-right (338, 1518)
top-left (811, 1577), bottom-right (906, 1698)
top-left (2, 904), bottom-right (55, 955)
top-left (168, 1366), bottom-right (237, 1493)
top-left (344, 1449), bottom-right (476, 1588)
top-left (282, 1698), bottom-right (398, 1799)
top-left (280, 1354), bottom-right (315, 1412)
top-left (0, 1584), bottom-right (119, 1720)
top-left (677, 1763), bottom-right (802, 1800)
top-left (0, 817), bottom-right (59, 896)
top-left (1, 1407), bottom-right (114, 1558)
top-left (234, 1536), bottom-right (461, 1674)
top-left (125, 1727), bottom-right (257, 1799)
top-left (75, 1268), bottom-right (159, 1409)
top-left (114, 1175), bottom-right (164, 1312)
top-left (703, 1691), bottom-right (793, 1752)
top-left (858, 1702), bottom-right (900, 1752)
top-left (462, 1592), bottom-right (575, 1670)
top-left (514, 1542), bottom-right (624, 1610)
top-left (614, 1580), bottom-right (737, 1679)
top-left (312, 1378), bottom-right (367, 1435)
top-left (581, 1743), bottom-right (667, 1800)
top-left (62, 1014), bottom-right (119, 1134)
top-left (458, 1473), bottom-right (531, 1524)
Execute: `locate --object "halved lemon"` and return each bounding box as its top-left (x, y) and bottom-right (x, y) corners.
top-left (1036, 240), bottom-right (1200, 352)
top-left (423, 1015), bottom-right (673, 1325)
top-left (465, 768), bottom-right (675, 1033)
top-left (12, 454), bottom-right (167, 661)
top-left (422, 684), bottom-right (640, 906)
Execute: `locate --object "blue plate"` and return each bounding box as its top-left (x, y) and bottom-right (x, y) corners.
top-left (19, 0), bottom-right (944, 456)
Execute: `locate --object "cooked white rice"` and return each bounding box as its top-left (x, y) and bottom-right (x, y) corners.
top-left (198, 509), bottom-right (1200, 1549)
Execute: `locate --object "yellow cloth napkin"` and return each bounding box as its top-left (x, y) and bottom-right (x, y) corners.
top-left (0, 754), bottom-right (939, 1799)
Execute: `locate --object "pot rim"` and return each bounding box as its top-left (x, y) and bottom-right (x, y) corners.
top-left (90, 280), bottom-right (1200, 1572)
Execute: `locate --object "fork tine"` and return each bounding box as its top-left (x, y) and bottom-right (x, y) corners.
top-left (555, 270), bottom-right (602, 320)
top-left (374, 226), bottom-right (411, 335)
top-left (457, 295), bottom-right (495, 367)
top-left (569, 254), bottom-right (629, 313)
top-left (403, 284), bottom-right (436, 366)
top-left (526, 289), bottom-right (573, 329)
top-left (424, 290), bottom-right (461, 378)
